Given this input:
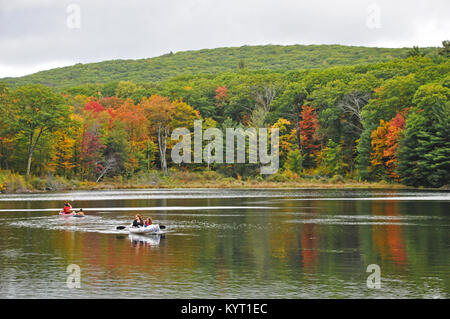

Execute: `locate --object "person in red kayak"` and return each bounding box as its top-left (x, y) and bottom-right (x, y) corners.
top-left (62, 203), bottom-right (72, 215)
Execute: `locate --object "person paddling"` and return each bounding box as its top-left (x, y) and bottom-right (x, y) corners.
top-left (62, 203), bottom-right (72, 215)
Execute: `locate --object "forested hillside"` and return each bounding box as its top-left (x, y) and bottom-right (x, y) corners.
top-left (1, 44), bottom-right (435, 88)
top-left (0, 43), bottom-right (449, 191)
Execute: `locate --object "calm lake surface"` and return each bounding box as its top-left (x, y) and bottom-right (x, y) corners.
top-left (0, 188), bottom-right (448, 299)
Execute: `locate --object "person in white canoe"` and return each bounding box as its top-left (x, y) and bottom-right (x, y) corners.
top-left (123, 214), bottom-right (165, 233)
top-left (144, 217), bottom-right (153, 226)
top-left (132, 215), bottom-right (154, 228)
top-left (132, 214), bottom-right (153, 228)
top-left (132, 214), bottom-right (144, 227)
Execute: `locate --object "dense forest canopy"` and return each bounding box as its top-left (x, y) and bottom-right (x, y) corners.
top-left (0, 43), bottom-right (449, 189)
top-left (1, 44), bottom-right (439, 88)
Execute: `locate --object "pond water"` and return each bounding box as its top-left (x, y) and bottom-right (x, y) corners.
top-left (0, 188), bottom-right (448, 298)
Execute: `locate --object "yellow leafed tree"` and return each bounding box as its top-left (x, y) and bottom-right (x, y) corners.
top-left (370, 120), bottom-right (389, 174)
top-left (49, 129), bottom-right (76, 175)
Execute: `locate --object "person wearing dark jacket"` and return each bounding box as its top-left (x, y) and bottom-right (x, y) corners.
top-left (132, 214), bottom-right (144, 227)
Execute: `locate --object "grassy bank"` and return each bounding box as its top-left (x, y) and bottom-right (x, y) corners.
top-left (0, 169), bottom-right (419, 193)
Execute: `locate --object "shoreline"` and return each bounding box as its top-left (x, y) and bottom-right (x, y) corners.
top-left (1, 180), bottom-right (440, 194)
top-left (2, 170), bottom-right (447, 194)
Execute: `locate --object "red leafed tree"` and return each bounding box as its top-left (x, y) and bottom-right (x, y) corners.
top-left (84, 99), bottom-right (105, 114)
top-left (83, 97), bottom-right (114, 130)
top-left (80, 129), bottom-right (106, 180)
top-left (299, 106), bottom-right (320, 160)
top-left (214, 86), bottom-right (228, 105)
top-left (384, 112), bottom-right (406, 180)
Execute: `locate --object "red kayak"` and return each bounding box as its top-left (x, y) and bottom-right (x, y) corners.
top-left (58, 212), bottom-right (85, 217)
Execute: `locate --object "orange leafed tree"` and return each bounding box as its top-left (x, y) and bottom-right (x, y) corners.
top-left (300, 106), bottom-right (319, 152)
top-left (299, 105), bottom-right (320, 166)
top-left (113, 99), bottom-right (148, 151)
top-left (112, 99), bottom-right (149, 172)
top-left (384, 113), bottom-right (405, 180)
top-left (370, 112), bottom-right (406, 180)
top-left (99, 96), bottom-right (124, 110)
top-left (214, 86), bottom-right (228, 105)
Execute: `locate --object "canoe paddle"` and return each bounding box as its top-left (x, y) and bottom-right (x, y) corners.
top-left (116, 225), bottom-right (166, 230)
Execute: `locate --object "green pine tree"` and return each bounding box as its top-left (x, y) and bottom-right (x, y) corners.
top-left (396, 84), bottom-right (450, 187)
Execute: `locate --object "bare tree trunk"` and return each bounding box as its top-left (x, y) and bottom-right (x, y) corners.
top-left (255, 85), bottom-right (277, 113)
top-left (337, 91), bottom-right (369, 134)
top-left (250, 84), bottom-right (277, 127)
top-left (26, 132), bottom-right (34, 176)
top-left (26, 128), bottom-right (45, 176)
top-left (162, 127), bottom-right (168, 174)
top-left (95, 157), bottom-right (116, 183)
top-left (147, 139), bottom-right (150, 171)
top-left (157, 126), bottom-right (168, 175)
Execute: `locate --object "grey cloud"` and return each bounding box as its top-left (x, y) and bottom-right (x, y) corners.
top-left (0, 0), bottom-right (449, 77)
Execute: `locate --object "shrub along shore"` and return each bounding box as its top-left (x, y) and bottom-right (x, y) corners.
top-left (0, 169), bottom-right (423, 194)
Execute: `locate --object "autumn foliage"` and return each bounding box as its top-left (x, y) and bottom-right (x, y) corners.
top-left (370, 112), bottom-right (406, 180)
top-left (299, 105), bottom-right (320, 155)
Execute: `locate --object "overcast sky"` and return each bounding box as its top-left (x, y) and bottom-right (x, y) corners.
top-left (1, 0), bottom-right (449, 78)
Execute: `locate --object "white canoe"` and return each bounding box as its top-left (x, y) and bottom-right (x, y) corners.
top-left (128, 224), bottom-right (162, 234)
